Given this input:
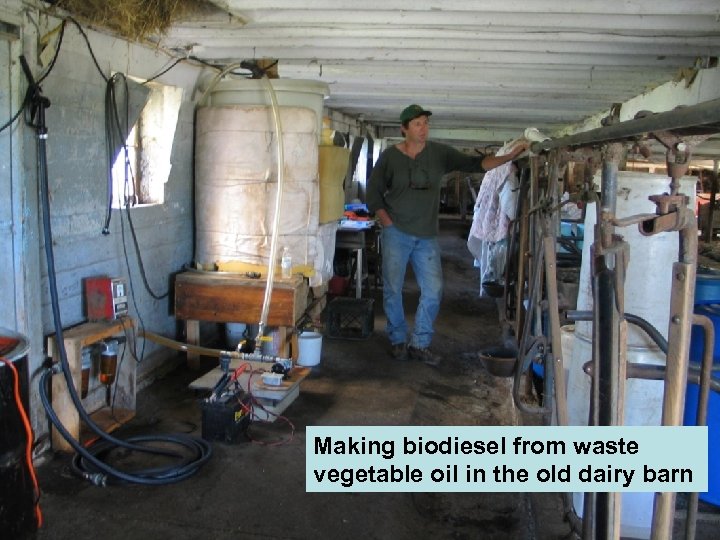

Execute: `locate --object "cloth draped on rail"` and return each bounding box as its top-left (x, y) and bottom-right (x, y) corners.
top-left (467, 142), bottom-right (520, 296)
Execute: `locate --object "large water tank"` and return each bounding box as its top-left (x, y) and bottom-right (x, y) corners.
top-left (195, 78), bottom-right (329, 278)
top-left (567, 171), bottom-right (696, 539)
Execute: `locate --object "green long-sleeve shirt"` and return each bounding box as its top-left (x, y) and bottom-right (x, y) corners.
top-left (367, 141), bottom-right (486, 237)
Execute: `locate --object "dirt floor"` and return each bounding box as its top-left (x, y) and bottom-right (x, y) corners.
top-left (29, 217), bottom-right (719, 539)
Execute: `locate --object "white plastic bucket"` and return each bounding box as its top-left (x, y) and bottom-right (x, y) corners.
top-left (297, 331), bottom-right (323, 366)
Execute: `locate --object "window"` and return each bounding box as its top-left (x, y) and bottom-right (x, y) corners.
top-left (112, 81), bottom-right (182, 207)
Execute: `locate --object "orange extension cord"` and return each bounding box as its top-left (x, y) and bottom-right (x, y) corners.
top-left (0, 356), bottom-right (43, 529)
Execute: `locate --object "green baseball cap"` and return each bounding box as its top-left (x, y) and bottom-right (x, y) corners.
top-left (400, 104), bottom-right (432, 124)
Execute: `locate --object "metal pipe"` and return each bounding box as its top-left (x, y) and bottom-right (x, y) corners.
top-left (652, 208), bottom-right (698, 540)
top-left (686, 314), bottom-right (715, 540)
top-left (530, 97), bottom-right (720, 154)
top-left (513, 165), bottom-right (532, 338)
top-left (543, 233), bottom-right (568, 426)
top-left (584, 362), bottom-right (720, 393)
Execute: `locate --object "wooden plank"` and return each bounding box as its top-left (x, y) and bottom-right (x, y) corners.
top-left (189, 365), bottom-right (310, 395)
top-left (51, 337), bottom-right (82, 452)
top-left (174, 271), bottom-right (308, 327)
top-left (81, 408), bottom-right (136, 444)
top-left (185, 320), bottom-right (201, 370)
top-left (251, 386), bottom-right (300, 422)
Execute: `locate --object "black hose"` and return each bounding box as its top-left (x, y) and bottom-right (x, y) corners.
top-left (27, 61), bottom-right (212, 486)
top-left (40, 370), bottom-right (211, 485)
top-left (566, 310), bottom-right (668, 355)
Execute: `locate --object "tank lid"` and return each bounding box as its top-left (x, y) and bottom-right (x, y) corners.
top-left (208, 77), bottom-right (329, 98)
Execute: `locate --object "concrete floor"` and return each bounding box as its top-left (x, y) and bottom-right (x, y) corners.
top-left (31, 218), bottom-right (719, 539)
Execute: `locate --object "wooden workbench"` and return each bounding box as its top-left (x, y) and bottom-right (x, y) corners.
top-left (174, 271), bottom-right (309, 368)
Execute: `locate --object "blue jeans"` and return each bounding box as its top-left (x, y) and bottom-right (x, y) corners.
top-left (381, 226), bottom-right (443, 349)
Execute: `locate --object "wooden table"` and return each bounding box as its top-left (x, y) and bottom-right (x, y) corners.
top-left (174, 271), bottom-right (309, 368)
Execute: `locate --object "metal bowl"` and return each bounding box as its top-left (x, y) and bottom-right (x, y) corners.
top-left (481, 281), bottom-right (505, 298)
top-left (478, 346), bottom-right (517, 377)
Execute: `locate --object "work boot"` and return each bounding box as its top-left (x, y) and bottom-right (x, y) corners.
top-left (391, 342), bottom-right (407, 360)
top-left (408, 346), bottom-right (441, 367)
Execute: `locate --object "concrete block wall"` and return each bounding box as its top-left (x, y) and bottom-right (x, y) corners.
top-left (0, 3), bottom-right (207, 445)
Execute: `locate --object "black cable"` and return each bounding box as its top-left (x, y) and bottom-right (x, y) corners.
top-left (102, 73), bottom-right (128, 234)
top-left (36, 21), bottom-right (66, 86)
top-left (118, 200), bottom-right (149, 363)
top-left (0, 21), bottom-right (65, 134)
top-left (0, 94), bottom-right (26, 133)
top-left (104, 71), bottom-right (169, 300)
top-left (64, 17), bottom-right (108, 83)
top-left (123, 204), bottom-right (170, 300)
top-left (142, 57), bottom-right (184, 84)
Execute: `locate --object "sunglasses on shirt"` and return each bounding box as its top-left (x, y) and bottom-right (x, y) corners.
top-left (409, 164), bottom-right (431, 190)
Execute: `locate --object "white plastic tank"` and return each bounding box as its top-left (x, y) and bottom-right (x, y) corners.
top-left (195, 78), bottom-right (330, 281)
top-left (567, 171), bottom-right (696, 539)
top-left (203, 78), bottom-right (329, 139)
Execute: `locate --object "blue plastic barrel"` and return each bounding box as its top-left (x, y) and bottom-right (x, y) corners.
top-left (684, 270), bottom-right (720, 506)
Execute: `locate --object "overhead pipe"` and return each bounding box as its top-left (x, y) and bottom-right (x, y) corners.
top-left (530, 97), bottom-right (720, 154)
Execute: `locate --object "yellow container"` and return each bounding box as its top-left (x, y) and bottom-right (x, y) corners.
top-left (318, 146), bottom-right (350, 223)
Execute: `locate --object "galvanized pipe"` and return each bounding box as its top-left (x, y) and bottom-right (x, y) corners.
top-left (530, 97), bottom-right (720, 154)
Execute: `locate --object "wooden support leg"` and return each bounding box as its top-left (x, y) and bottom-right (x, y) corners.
top-left (185, 320), bottom-right (201, 370)
top-left (51, 339), bottom-right (81, 452)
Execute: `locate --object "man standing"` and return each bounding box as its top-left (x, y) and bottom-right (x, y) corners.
top-left (367, 104), bottom-right (527, 365)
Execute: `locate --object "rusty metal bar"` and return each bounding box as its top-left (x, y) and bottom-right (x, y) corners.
top-left (542, 233), bottom-right (568, 426)
top-left (651, 207), bottom-right (698, 540)
top-left (530, 97), bottom-right (720, 153)
top-left (686, 314), bottom-right (715, 540)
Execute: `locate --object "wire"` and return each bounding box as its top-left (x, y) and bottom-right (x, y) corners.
top-left (246, 395), bottom-right (296, 447)
top-left (118, 205), bottom-right (148, 363)
top-left (142, 57), bottom-right (184, 85)
top-left (122, 203), bottom-right (170, 299)
top-left (0, 20), bottom-right (65, 134)
top-left (0, 102), bottom-right (26, 134)
top-left (36, 21), bottom-right (66, 86)
top-left (0, 356), bottom-right (43, 528)
top-left (104, 71), bottom-right (169, 300)
top-left (230, 362), bottom-right (251, 382)
top-left (64, 17), bottom-right (108, 83)
top-left (103, 73), bottom-right (128, 234)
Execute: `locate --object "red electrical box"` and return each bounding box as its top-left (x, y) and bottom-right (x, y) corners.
top-left (84, 276), bottom-right (128, 321)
